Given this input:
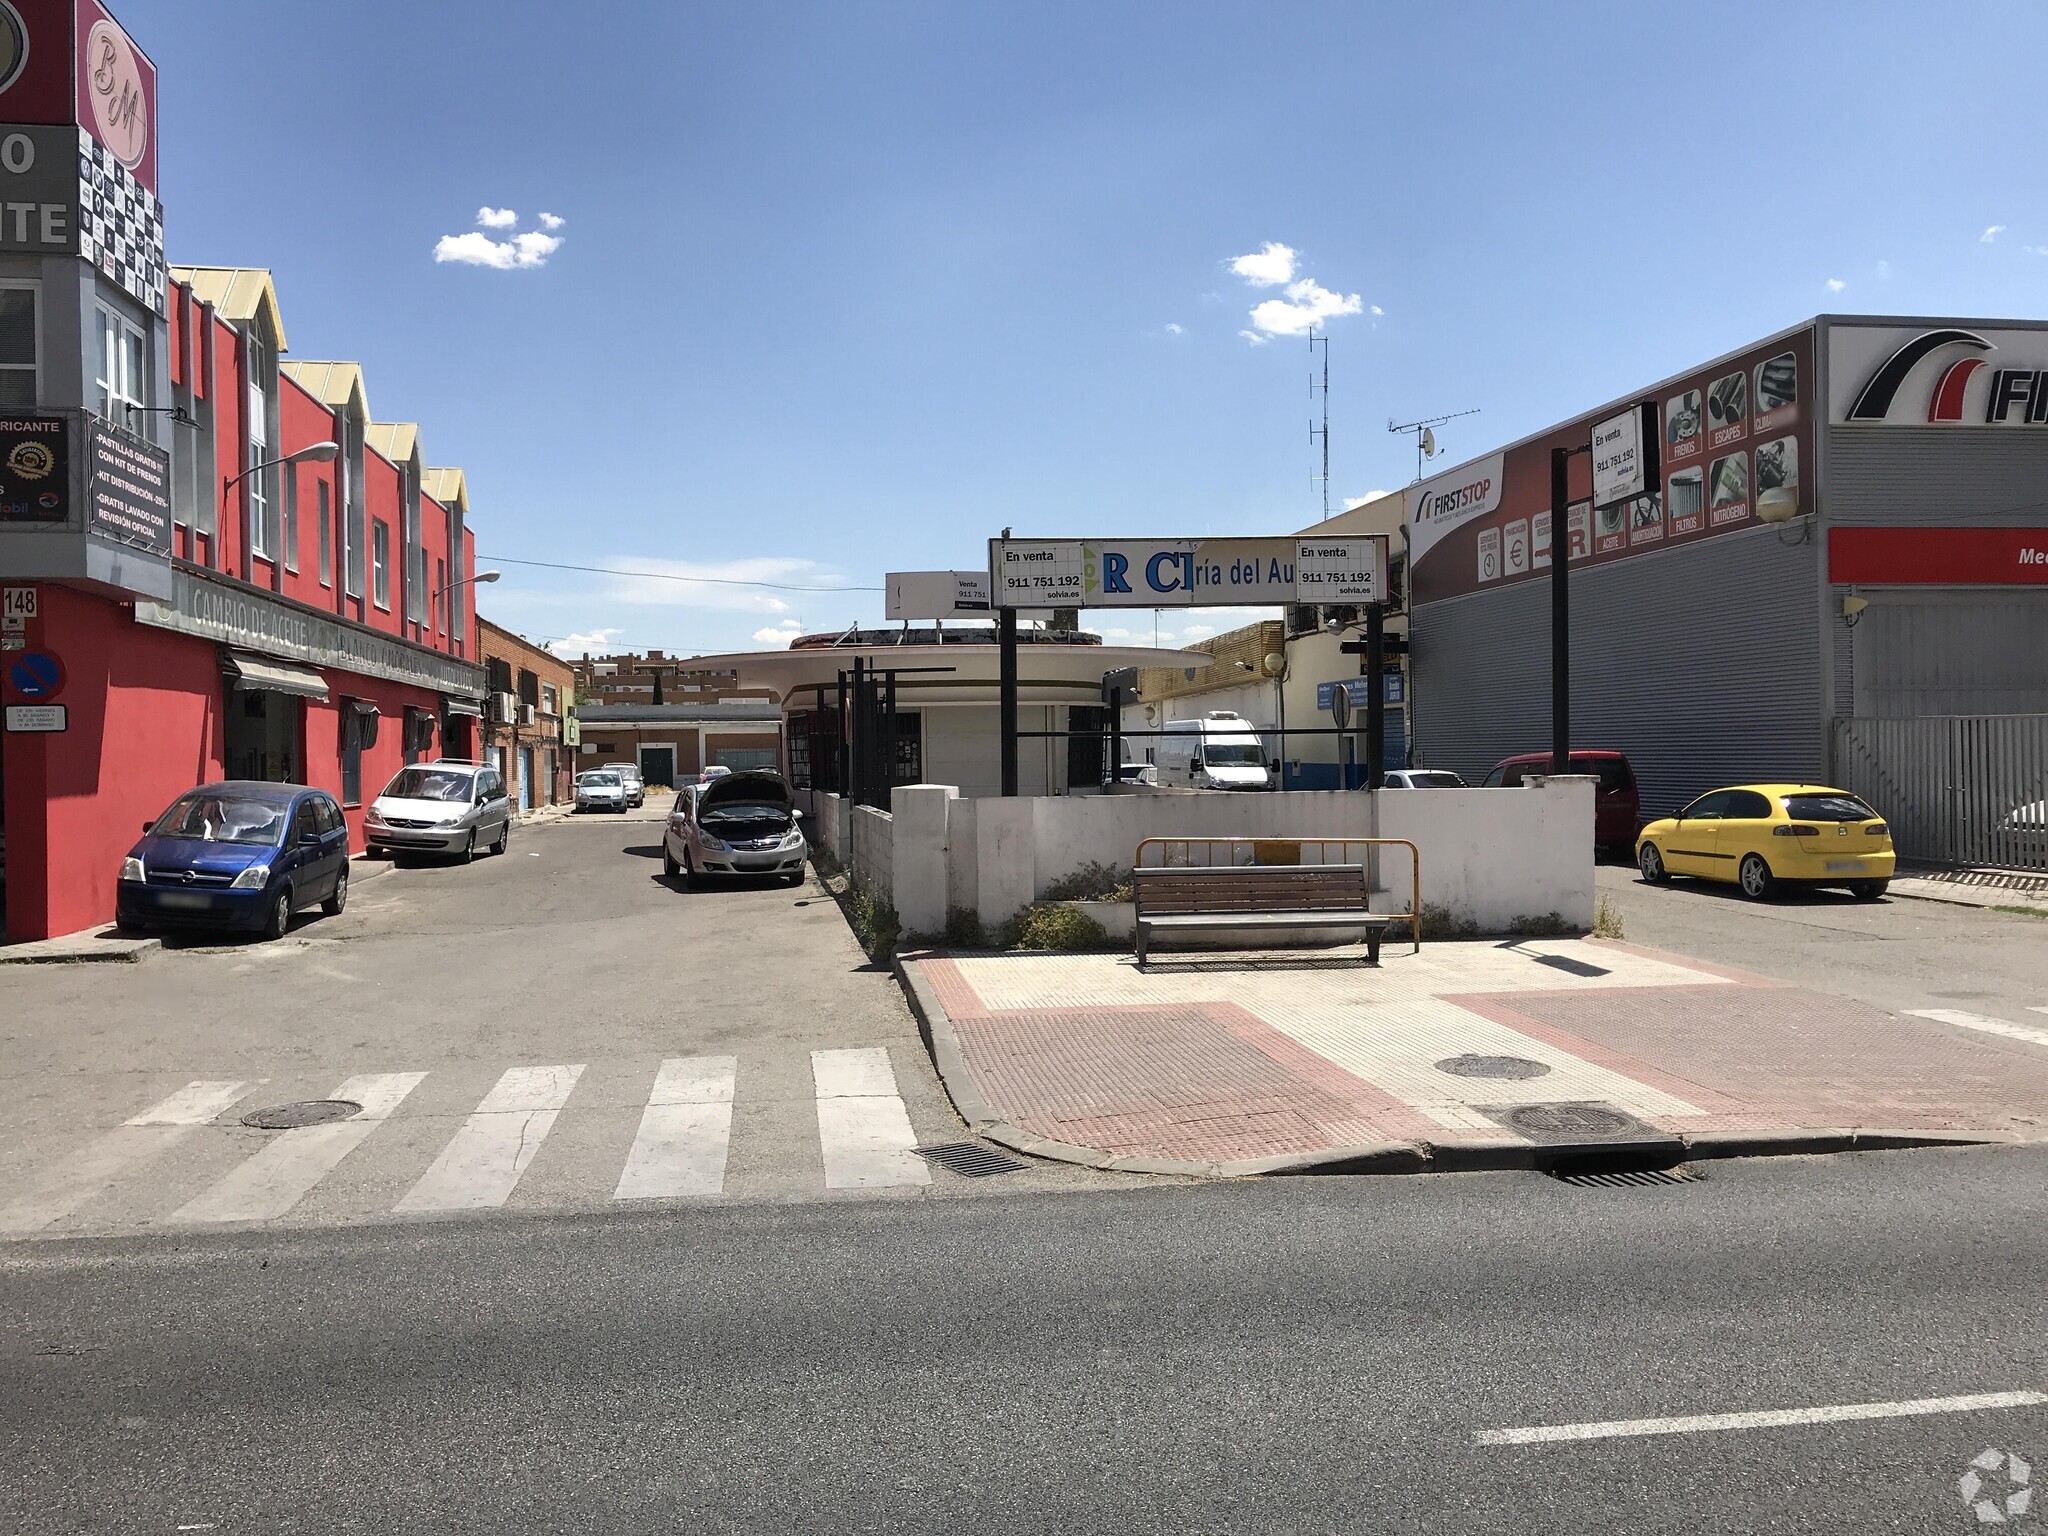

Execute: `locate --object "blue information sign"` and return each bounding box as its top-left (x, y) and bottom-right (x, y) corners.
top-left (9, 651), bottom-right (62, 700)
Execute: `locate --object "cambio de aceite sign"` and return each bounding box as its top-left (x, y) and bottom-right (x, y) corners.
top-left (989, 536), bottom-right (1387, 608)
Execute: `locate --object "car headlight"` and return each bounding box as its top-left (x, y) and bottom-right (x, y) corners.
top-left (230, 864), bottom-right (272, 890)
top-left (781, 831), bottom-right (805, 849)
top-left (700, 835), bottom-right (727, 853)
top-left (364, 808), bottom-right (387, 827)
top-left (120, 856), bottom-right (146, 882)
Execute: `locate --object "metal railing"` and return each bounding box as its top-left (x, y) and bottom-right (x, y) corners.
top-left (1832, 714), bottom-right (2048, 874)
top-left (1133, 836), bottom-right (1421, 951)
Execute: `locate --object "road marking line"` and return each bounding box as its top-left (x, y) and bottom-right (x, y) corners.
top-left (812, 1048), bottom-right (929, 1190)
top-left (1907, 1009), bottom-right (2048, 1051)
top-left (125, 1081), bottom-right (255, 1126)
top-left (395, 1064), bottom-right (584, 1212)
top-left (614, 1057), bottom-right (737, 1200)
top-left (173, 1073), bottom-right (427, 1224)
top-left (2030, 1006), bottom-right (2048, 1018)
top-left (0, 1082), bottom-right (255, 1235)
top-left (1475, 1390), bottom-right (2048, 1446)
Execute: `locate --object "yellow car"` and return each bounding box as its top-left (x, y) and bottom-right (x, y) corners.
top-left (1635, 783), bottom-right (1895, 901)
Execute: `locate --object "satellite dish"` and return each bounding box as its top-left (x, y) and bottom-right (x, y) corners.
top-left (1420, 427), bottom-right (1436, 459)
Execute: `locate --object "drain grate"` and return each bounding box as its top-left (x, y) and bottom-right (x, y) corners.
top-left (1436, 1054), bottom-right (1551, 1081)
top-left (242, 1099), bottom-right (361, 1130)
top-left (912, 1141), bottom-right (1028, 1178)
top-left (1551, 1165), bottom-right (1699, 1189)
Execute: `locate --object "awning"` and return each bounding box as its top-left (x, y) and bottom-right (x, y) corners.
top-left (223, 649), bottom-right (330, 701)
top-left (442, 696), bottom-right (483, 718)
top-left (349, 699), bottom-right (381, 718)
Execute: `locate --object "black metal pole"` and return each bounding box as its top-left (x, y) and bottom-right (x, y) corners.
top-left (847, 659), bottom-right (864, 806)
top-left (999, 606), bottom-right (1019, 796)
top-left (1551, 445), bottom-right (1571, 778)
top-left (1365, 602), bottom-right (1386, 791)
top-left (1108, 687), bottom-right (1123, 787)
top-left (834, 672), bottom-right (847, 794)
top-left (884, 670), bottom-right (899, 792)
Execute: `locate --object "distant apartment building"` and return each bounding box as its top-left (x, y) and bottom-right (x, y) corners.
top-left (573, 649), bottom-right (774, 706)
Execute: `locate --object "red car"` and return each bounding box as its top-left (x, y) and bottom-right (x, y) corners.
top-left (1482, 751), bottom-right (1642, 857)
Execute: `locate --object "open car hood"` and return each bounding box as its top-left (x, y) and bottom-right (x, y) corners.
top-left (696, 770), bottom-right (794, 817)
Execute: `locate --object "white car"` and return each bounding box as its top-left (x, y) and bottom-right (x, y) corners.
top-left (575, 769), bottom-right (629, 813)
top-left (1382, 769), bottom-right (1468, 789)
top-left (362, 761), bottom-right (513, 860)
top-left (662, 771), bottom-right (806, 885)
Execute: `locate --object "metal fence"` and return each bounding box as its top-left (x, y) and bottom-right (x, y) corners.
top-left (1831, 715), bottom-right (2048, 873)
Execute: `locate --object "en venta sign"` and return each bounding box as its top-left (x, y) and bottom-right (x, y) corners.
top-left (989, 536), bottom-right (1388, 609)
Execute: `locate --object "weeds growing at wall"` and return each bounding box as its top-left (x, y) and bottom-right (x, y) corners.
top-left (1001, 904), bottom-right (1109, 952)
top-left (1419, 902), bottom-right (1481, 941)
top-left (1038, 861), bottom-right (1133, 903)
top-left (1507, 911), bottom-right (1576, 938)
top-left (942, 907), bottom-right (991, 948)
top-left (846, 886), bottom-right (900, 958)
top-left (1592, 895), bottom-right (1627, 939)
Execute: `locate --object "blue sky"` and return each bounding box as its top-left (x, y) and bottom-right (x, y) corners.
top-left (131, 0), bottom-right (2048, 656)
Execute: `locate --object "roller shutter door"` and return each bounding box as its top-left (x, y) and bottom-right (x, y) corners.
top-left (1411, 524), bottom-right (1824, 817)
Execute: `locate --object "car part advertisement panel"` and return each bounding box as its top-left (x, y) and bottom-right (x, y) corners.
top-left (1408, 326), bottom-right (1816, 605)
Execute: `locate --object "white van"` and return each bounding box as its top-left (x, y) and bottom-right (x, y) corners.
top-left (1154, 712), bottom-right (1273, 791)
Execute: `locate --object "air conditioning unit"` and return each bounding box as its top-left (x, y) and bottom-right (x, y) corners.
top-left (518, 704), bottom-right (537, 726)
top-left (487, 691), bottom-right (518, 724)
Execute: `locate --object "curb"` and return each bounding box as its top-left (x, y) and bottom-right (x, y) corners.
top-left (0, 931), bottom-right (158, 965)
top-left (891, 952), bottom-right (2032, 1180)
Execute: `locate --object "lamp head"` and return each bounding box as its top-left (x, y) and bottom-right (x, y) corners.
top-left (285, 441), bottom-right (341, 465)
top-left (1756, 487), bottom-right (1799, 524)
top-left (475, 570), bottom-right (502, 584)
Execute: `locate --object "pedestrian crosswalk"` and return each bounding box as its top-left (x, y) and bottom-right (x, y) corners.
top-left (0, 1046), bottom-right (946, 1239)
top-left (1907, 1007), bottom-right (2048, 1052)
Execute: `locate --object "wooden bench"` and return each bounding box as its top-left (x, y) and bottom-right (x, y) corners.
top-left (1130, 864), bottom-right (1391, 966)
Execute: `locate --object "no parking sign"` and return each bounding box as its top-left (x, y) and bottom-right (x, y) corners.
top-left (7, 651), bottom-right (63, 700)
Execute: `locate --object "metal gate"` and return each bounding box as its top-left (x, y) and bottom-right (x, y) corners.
top-left (1831, 715), bottom-right (2048, 873)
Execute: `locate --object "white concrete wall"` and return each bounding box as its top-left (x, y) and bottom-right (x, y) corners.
top-left (850, 804), bottom-right (894, 898)
top-left (878, 779), bottom-right (1594, 934)
top-left (890, 785), bottom-right (956, 934)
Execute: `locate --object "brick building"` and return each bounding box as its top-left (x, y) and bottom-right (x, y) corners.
top-left (477, 618), bottom-right (575, 810)
top-left (572, 648), bottom-right (772, 707)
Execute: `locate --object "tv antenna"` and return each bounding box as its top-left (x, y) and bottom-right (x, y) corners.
top-left (1308, 332), bottom-right (1330, 521)
top-left (1389, 407), bottom-right (1481, 482)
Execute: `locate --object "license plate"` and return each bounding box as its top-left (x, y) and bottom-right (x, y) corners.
top-left (1825, 860), bottom-right (1862, 874)
top-left (159, 892), bottom-right (213, 910)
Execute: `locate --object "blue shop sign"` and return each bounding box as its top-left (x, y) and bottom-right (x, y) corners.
top-left (1317, 670), bottom-right (1404, 710)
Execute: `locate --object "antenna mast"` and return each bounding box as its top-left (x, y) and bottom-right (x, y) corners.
top-left (1388, 407), bottom-right (1481, 481)
top-left (1308, 332), bottom-right (1330, 521)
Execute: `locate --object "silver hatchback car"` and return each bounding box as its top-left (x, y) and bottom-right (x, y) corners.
top-left (662, 770), bottom-right (806, 885)
top-left (363, 761), bottom-right (513, 861)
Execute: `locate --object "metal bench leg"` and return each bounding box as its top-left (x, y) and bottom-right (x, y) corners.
top-left (1135, 922), bottom-right (1148, 967)
top-left (1366, 931), bottom-right (1382, 967)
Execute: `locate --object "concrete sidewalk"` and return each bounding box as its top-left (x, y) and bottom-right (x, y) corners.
top-left (898, 939), bottom-right (2048, 1175)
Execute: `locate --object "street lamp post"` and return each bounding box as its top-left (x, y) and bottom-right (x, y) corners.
top-left (220, 439), bottom-right (339, 508)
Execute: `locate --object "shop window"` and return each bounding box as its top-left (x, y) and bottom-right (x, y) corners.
top-left (93, 304), bottom-right (147, 433)
top-left (0, 282), bottom-right (38, 409)
top-left (317, 482), bottom-right (332, 587)
top-left (371, 520), bottom-right (390, 610)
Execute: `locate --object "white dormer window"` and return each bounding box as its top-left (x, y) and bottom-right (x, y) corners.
top-left (93, 303), bottom-right (146, 432)
top-left (246, 334), bottom-right (271, 558)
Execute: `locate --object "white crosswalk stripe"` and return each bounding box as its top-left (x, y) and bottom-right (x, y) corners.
top-left (614, 1056), bottom-right (736, 1200)
top-left (812, 1047), bottom-right (929, 1190)
top-left (0, 1080), bottom-right (252, 1234)
top-left (1908, 1009), bottom-right (2048, 1051)
top-left (2030, 1006), bottom-right (2048, 1018)
top-left (174, 1073), bottom-right (427, 1225)
top-left (395, 1064), bottom-right (585, 1213)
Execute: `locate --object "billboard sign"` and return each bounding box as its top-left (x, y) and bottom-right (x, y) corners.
top-left (0, 0), bottom-right (157, 193)
top-left (0, 412), bottom-right (65, 522)
top-left (990, 536), bottom-right (1388, 609)
top-left (885, 569), bottom-right (992, 620)
top-left (1590, 402), bottom-right (1660, 510)
top-left (1829, 322), bottom-right (2048, 426)
top-left (83, 414), bottom-right (168, 553)
top-left (1409, 327), bottom-right (1816, 605)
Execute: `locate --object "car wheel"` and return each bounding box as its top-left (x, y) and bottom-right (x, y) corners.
top-left (459, 831), bottom-right (476, 865)
top-left (321, 868), bottom-right (349, 916)
top-left (683, 849), bottom-right (703, 890)
top-left (1852, 880), bottom-right (1889, 901)
top-left (114, 916), bottom-right (146, 937)
top-left (663, 845), bottom-right (679, 878)
top-left (493, 819), bottom-right (510, 855)
top-left (1738, 853), bottom-right (1775, 900)
top-left (1637, 843), bottom-right (1668, 885)
top-left (262, 888), bottom-right (293, 941)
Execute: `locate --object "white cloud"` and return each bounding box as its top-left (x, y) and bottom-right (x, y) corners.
top-left (752, 619), bottom-right (805, 647)
top-left (1238, 329), bottom-right (1268, 347)
top-left (1091, 606), bottom-right (1276, 653)
top-left (434, 210), bottom-right (566, 270)
top-left (1825, 277), bottom-right (1847, 293)
top-left (2026, 245), bottom-right (2048, 258)
top-left (1982, 225), bottom-right (2007, 243)
top-left (1165, 322), bottom-right (1184, 335)
top-left (1229, 242), bottom-right (1296, 287)
top-left (545, 627), bottom-right (623, 657)
top-left (1343, 490), bottom-right (1392, 510)
top-left (539, 211), bottom-right (565, 231)
top-left (1248, 277), bottom-right (1364, 337)
top-left (1369, 304), bottom-right (1384, 316)
top-left (598, 555), bottom-right (846, 615)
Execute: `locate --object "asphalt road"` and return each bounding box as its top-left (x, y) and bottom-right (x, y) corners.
top-left (7, 1144), bottom-right (2048, 1534)
top-left (1596, 861), bottom-right (2048, 1022)
top-left (0, 806), bottom-right (1140, 1242)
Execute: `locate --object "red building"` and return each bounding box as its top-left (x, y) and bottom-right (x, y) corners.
top-left (0, 1), bottom-right (486, 940)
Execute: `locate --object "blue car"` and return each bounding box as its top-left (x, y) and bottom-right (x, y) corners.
top-left (116, 781), bottom-right (352, 941)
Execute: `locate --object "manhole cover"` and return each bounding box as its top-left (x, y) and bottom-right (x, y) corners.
top-left (1506, 1103), bottom-right (1637, 1141)
top-left (912, 1142), bottom-right (1028, 1178)
top-left (1436, 1054), bottom-right (1551, 1081)
top-left (241, 1100), bottom-right (361, 1130)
